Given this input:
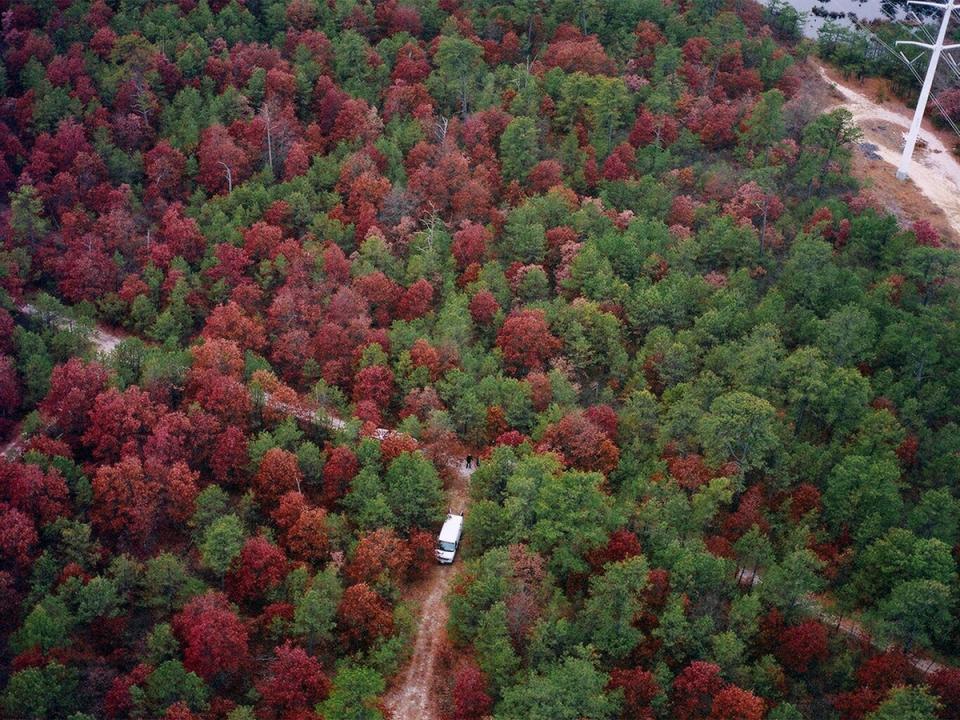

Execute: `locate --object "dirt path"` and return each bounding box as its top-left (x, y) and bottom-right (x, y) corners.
top-left (815, 63), bottom-right (960, 237)
top-left (384, 459), bottom-right (474, 720)
top-left (737, 568), bottom-right (949, 675)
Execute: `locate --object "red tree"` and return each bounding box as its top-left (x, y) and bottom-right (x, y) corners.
top-left (173, 592), bottom-right (250, 681)
top-left (452, 661), bottom-right (493, 720)
top-left (83, 387), bottom-right (160, 462)
top-left (91, 456), bottom-right (160, 546)
top-left (353, 365), bottom-right (394, 411)
top-left (348, 528), bottom-right (412, 585)
top-left (322, 446), bottom-right (359, 507)
top-left (40, 358), bottom-right (109, 446)
top-left (227, 536), bottom-right (289, 603)
top-left (672, 661), bottom-right (724, 720)
top-left (337, 583), bottom-right (394, 648)
top-left (256, 642), bottom-right (330, 719)
top-left (468, 290), bottom-right (499, 325)
top-left (255, 448), bottom-right (304, 504)
top-left (495, 309), bottom-right (561, 374)
top-left (538, 412), bottom-right (620, 474)
top-left (775, 621), bottom-right (829, 674)
top-left (709, 686), bottom-right (764, 720)
top-left (608, 667), bottom-right (660, 720)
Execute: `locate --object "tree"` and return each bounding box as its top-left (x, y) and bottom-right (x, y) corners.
top-left (318, 665), bottom-right (385, 720)
top-left (671, 661), bottom-right (724, 720)
top-left (579, 555), bottom-right (649, 660)
top-left (200, 515), bottom-right (245, 577)
top-left (452, 661), bottom-right (493, 720)
top-left (39, 358), bottom-right (109, 447)
top-left (91, 456), bottom-right (160, 547)
top-left (496, 309), bottom-right (561, 375)
top-left (796, 109), bottom-right (862, 196)
top-left (255, 448), bottom-right (304, 504)
top-left (2, 662), bottom-right (79, 720)
top-left (256, 642), bottom-right (330, 719)
top-left (501, 117), bottom-right (539, 183)
top-left (710, 686), bottom-right (765, 720)
top-left (775, 621), bottom-right (829, 674)
top-left (226, 536), bottom-right (289, 604)
top-left (322, 446), bottom-right (359, 507)
top-left (539, 412), bottom-right (620, 474)
top-left (607, 667), bottom-right (660, 720)
top-left (496, 652), bottom-right (618, 720)
top-left (823, 456), bottom-right (903, 546)
top-left (337, 583), bottom-right (394, 649)
top-left (876, 579), bottom-right (955, 652)
top-left (430, 36), bottom-right (485, 116)
top-left (866, 687), bottom-right (941, 720)
top-left (698, 392), bottom-right (780, 472)
top-left (383, 451), bottom-right (444, 530)
top-left (172, 592), bottom-right (250, 681)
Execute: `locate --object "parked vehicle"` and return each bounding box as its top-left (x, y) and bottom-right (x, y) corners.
top-left (435, 513), bottom-right (464, 564)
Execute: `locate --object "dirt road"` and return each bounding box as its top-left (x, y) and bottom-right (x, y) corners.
top-left (737, 567), bottom-right (948, 676)
top-left (815, 63), bottom-right (960, 237)
top-left (384, 459), bottom-right (474, 720)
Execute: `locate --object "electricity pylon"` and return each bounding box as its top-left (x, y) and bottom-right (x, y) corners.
top-left (895, 0), bottom-right (959, 180)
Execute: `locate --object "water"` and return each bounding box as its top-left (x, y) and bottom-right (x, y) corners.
top-left (777, 0), bottom-right (912, 35)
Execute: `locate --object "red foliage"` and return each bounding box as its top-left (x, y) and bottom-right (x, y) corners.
top-left (929, 668), bottom-right (960, 719)
top-left (538, 411), bottom-right (620, 474)
top-left (709, 685), bottom-right (765, 720)
top-left (380, 432), bottom-right (419, 464)
top-left (256, 642), bottom-right (330, 719)
top-left (913, 219), bottom-right (942, 247)
top-left (198, 125), bottom-right (251, 195)
top-left (542, 25), bottom-right (615, 75)
top-left (227, 536), bottom-right (289, 603)
top-left (495, 309), bottom-right (561, 374)
top-left (91, 456), bottom-right (160, 546)
top-left (285, 506), bottom-right (330, 563)
top-left (468, 290), bottom-right (499, 325)
top-left (608, 667), bottom-right (660, 720)
top-left (255, 448), bottom-right (304, 505)
top-left (588, 529), bottom-right (642, 569)
top-left (789, 483), bottom-right (822, 521)
top-left (39, 359), bottom-right (109, 446)
top-left (452, 661), bottom-right (493, 720)
top-left (775, 621), bottom-right (829, 674)
top-left (584, 404), bottom-right (618, 440)
top-left (397, 278), bottom-right (435, 320)
top-left (202, 301), bottom-right (267, 352)
top-left (671, 661), bottom-right (724, 720)
top-left (452, 223), bottom-right (490, 269)
top-left (348, 528), bottom-right (413, 585)
top-left (353, 365), bottom-right (394, 410)
top-left (173, 592), bottom-right (250, 681)
top-left (602, 142), bottom-right (636, 181)
top-left (211, 425), bottom-right (249, 485)
top-left (337, 583), bottom-right (394, 648)
top-left (0, 505), bottom-right (38, 569)
top-left (83, 387), bottom-right (160, 463)
top-left (0, 460), bottom-right (69, 524)
top-left (528, 159), bottom-right (564, 193)
top-left (322, 446), bottom-right (359, 507)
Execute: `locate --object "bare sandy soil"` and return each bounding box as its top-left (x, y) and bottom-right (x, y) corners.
top-left (384, 460), bottom-right (475, 720)
top-left (813, 62), bottom-right (960, 242)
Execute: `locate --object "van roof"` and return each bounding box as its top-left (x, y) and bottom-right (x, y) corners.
top-left (438, 514), bottom-right (463, 543)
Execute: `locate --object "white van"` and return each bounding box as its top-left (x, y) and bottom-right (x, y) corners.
top-left (435, 513), bottom-right (464, 564)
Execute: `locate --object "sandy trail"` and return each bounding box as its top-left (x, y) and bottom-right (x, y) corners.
top-left (816, 64), bottom-right (960, 236)
top-left (738, 568), bottom-right (948, 675)
top-left (384, 459), bottom-right (474, 720)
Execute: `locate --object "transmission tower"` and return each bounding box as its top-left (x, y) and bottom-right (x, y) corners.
top-left (894, 0), bottom-right (959, 180)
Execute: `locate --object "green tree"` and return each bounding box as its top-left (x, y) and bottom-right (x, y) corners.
top-left (500, 117), bottom-right (539, 183)
top-left (578, 555), bottom-right (649, 660)
top-left (823, 456), bottom-right (903, 546)
top-left (144, 660), bottom-right (209, 713)
top-left (9, 185), bottom-right (50, 246)
top-left (875, 579), bottom-right (955, 652)
top-left (293, 569), bottom-right (342, 652)
top-left (429, 35), bottom-right (485, 117)
top-left (2, 662), bottom-right (79, 720)
top-left (866, 687), bottom-right (941, 720)
top-left (698, 391), bottom-right (780, 471)
top-left (475, 602), bottom-right (521, 696)
top-left (318, 665), bottom-right (385, 720)
top-left (383, 452), bottom-right (444, 531)
top-left (200, 514), bottom-right (245, 577)
top-left (796, 109), bottom-right (862, 196)
top-left (496, 651), bottom-right (619, 720)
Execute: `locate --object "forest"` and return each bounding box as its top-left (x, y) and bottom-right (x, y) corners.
top-left (0, 0), bottom-right (958, 719)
